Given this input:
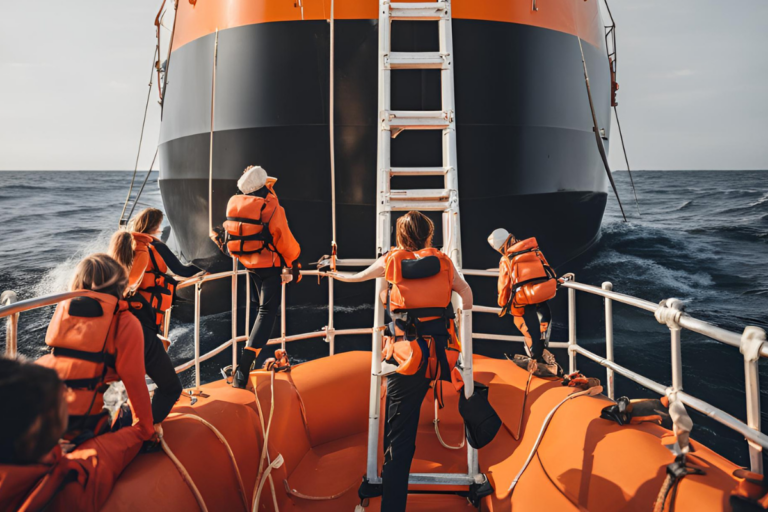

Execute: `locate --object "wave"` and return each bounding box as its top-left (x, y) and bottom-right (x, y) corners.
top-left (674, 200), bottom-right (693, 211)
top-left (32, 229), bottom-right (114, 296)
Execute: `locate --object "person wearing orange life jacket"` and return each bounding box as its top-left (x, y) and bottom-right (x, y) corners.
top-left (488, 228), bottom-right (559, 368)
top-left (35, 254), bottom-right (155, 446)
top-left (0, 357), bottom-right (146, 512)
top-left (108, 225), bottom-right (197, 426)
top-left (209, 165), bottom-right (301, 389)
top-left (327, 211), bottom-right (472, 512)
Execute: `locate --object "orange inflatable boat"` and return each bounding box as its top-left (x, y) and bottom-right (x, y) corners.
top-left (100, 351), bottom-right (755, 511)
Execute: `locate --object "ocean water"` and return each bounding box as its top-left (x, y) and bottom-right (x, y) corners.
top-left (1, 170), bottom-right (766, 466)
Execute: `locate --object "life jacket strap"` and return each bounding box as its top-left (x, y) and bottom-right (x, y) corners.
top-left (64, 376), bottom-right (109, 391)
top-left (52, 347), bottom-right (116, 368)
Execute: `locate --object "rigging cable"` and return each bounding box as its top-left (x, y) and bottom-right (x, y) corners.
top-left (601, 0), bottom-right (640, 216)
top-left (119, 45), bottom-right (158, 227)
top-left (208, 29), bottom-right (220, 236)
top-left (160, 0), bottom-right (179, 119)
top-left (125, 148), bottom-right (160, 222)
top-left (576, 36), bottom-right (627, 222)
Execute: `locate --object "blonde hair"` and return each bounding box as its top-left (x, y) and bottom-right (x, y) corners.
top-left (70, 254), bottom-right (128, 298)
top-left (128, 208), bottom-right (163, 235)
top-left (396, 211), bottom-right (434, 252)
top-left (108, 230), bottom-right (135, 273)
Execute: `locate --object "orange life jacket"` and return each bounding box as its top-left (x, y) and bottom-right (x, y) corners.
top-left (133, 233), bottom-right (176, 327)
top-left (39, 291), bottom-right (123, 438)
top-left (383, 248), bottom-right (461, 381)
top-left (498, 237), bottom-right (557, 316)
top-left (224, 182), bottom-right (299, 269)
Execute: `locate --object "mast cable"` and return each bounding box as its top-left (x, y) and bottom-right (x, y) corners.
top-left (160, 0), bottom-right (179, 120)
top-left (125, 148), bottom-right (160, 222)
top-left (614, 106), bottom-right (640, 217)
top-left (576, 36), bottom-right (627, 222)
top-left (208, 29), bottom-right (219, 236)
top-left (119, 45), bottom-right (158, 227)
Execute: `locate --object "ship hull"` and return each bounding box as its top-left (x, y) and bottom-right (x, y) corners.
top-left (160, 16), bottom-right (612, 279)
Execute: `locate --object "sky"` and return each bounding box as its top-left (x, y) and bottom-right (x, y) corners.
top-left (0, 0), bottom-right (766, 171)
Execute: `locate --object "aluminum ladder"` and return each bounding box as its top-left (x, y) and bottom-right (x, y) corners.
top-left (363, 0), bottom-right (490, 503)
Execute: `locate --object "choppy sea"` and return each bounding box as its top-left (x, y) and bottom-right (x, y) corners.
top-left (1, 170), bottom-right (766, 466)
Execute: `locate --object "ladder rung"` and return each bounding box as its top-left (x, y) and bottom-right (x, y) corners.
top-left (389, 189), bottom-right (451, 201)
top-left (382, 110), bottom-right (452, 130)
top-left (386, 52), bottom-right (448, 70)
top-left (389, 2), bottom-right (448, 20)
top-left (408, 473), bottom-right (478, 486)
top-left (389, 167), bottom-right (448, 177)
top-left (389, 201), bottom-right (450, 212)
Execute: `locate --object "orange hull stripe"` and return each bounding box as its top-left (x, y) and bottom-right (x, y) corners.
top-left (173, 0), bottom-right (604, 52)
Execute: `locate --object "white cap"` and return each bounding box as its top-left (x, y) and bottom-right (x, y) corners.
top-left (237, 165), bottom-right (268, 194)
top-left (487, 228), bottom-right (511, 253)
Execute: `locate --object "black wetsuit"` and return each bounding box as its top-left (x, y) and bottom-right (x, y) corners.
top-left (131, 240), bottom-right (200, 424)
top-left (235, 267), bottom-right (283, 375)
top-left (520, 302), bottom-right (552, 360)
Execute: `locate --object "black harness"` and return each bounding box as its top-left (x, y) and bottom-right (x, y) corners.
top-left (500, 247), bottom-right (557, 313)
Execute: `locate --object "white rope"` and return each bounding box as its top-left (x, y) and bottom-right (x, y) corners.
top-left (161, 435), bottom-right (209, 512)
top-left (508, 386), bottom-right (603, 492)
top-left (252, 371), bottom-right (283, 512)
top-left (433, 399), bottom-right (464, 450)
top-left (208, 28), bottom-right (219, 235)
top-left (329, 0), bottom-right (337, 250)
top-left (168, 413), bottom-right (249, 511)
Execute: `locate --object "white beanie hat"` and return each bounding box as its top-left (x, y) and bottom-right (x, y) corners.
top-left (237, 165), bottom-right (268, 194)
top-left (487, 228), bottom-right (512, 253)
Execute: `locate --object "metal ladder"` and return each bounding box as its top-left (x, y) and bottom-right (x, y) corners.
top-left (363, 0), bottom-right (489, 499)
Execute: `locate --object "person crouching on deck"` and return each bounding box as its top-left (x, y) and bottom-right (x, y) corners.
top-left (35, 254), bottom-right (155, 445)
top-left (209, 165), bottom-right (301, 389)
top-left (326, 211), bottom-right (472, 512)
top-left (0, 357), bottom-right (145, 512)
top-left (488, 228), bottom-right (560, 371)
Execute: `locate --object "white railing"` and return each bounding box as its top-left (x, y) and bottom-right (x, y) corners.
top-left (2, 263), bottom-right (766, 473)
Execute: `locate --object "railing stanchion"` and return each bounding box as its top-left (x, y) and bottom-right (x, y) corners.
top-left (460, 307), bottom-right (480, 478)
top-left (162, 309), bottom-right (171, 340)
top-left (194, 281), bottom-right (202, 392)
top-left (281, 281), bottom-right (287, 352)
top-left (656, 298), bottom-right (685, 392)
top-left (741, 327), bottom-right (766, 474)
top-left (568, 280), bottom-right (577, 374)
top-left (327, 275), bottom-right (335, 356)
top-left (366, 277), bottom-right (387, 483)
top-left (603, 282), bottom-right (615, 399)
top-left (1, 291), bottom-right (19, 358)
top-left (231, 257), bottom-right (238, 370)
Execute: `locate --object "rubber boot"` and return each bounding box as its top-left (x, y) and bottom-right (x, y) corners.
top-left (233, 367), bottom-right (248, 389)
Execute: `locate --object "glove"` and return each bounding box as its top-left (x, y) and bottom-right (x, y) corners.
top-left (289, 263), bottom-right (302, 285)
top-left (209, 227), bottom-right (225, 249)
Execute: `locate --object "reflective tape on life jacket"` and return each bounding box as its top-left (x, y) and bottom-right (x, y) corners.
top-left (41, 291), bottom-right (121, 421)
top-left (382, 248), bottom-right (460, 380)
top-left (137, 243), bottom-right (177, 326)
top-left (224, 188), bottom-right (287, 268)
top-left (500, 237), bottom-right (557, 315)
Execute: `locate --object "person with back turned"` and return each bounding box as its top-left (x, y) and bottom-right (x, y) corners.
top-left (209, 165), bottom-right (301, 389)
top-left (488, 228), bottom-right (560, 371)
top-left (34, 253), bottom-right (155, 445)
top-left (327, 211), bottom-right (472, 512)
top-left (109, 211), bottom-right (201, 426)
top-left (0, 357), bottom-right (145, 511)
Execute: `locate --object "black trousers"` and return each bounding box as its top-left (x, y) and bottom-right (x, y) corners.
top-left (236, 268), bottom-right (282, 375)
top-left (520, 301), bottom-right (552, 360)
top-left (130, 307), bottom-right (183, 424)
top-left (381, 366), bottom-right (431, 512)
